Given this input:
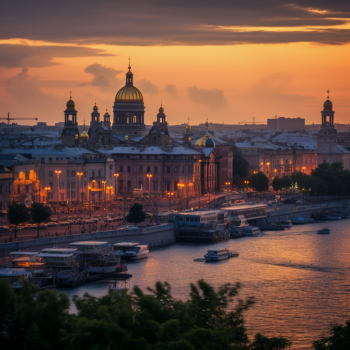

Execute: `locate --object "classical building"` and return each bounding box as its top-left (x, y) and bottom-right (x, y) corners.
top-left (267, 117), bottom-right (305, 131)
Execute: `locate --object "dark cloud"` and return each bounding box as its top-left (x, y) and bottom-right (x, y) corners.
top-left (0, 44), bottom-right (113, 68)
top-left (165, 84), bottom-right (177, 96)
top-left (0, 1), bottom-right (349, 45)
top-left (136, 79), bottom-right (159, 95)
top-left (187, 86), bottom-right (227, 108)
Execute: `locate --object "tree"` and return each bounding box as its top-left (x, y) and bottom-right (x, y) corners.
top-left (251, 172), bottom-right (269, 192)
top-left (313, 319), bottom-right (350, 350)
top-left (7, 201), bottom-right (29, 238)
top-left (0, 278), bottom-right (294, 350)
top-left (30, 202), bottom-right (52, 238)
top-left (126, 203), bottom-right (146, 224)
top-left (272, 176), bottom-right (283, 192)
top-left (281, 175), bottom-right (292, 190)
top-left (231, 146), bottom-right (249, 179)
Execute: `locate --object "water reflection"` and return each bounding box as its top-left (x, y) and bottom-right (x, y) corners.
top-left (63, 220), bottom-right (350, 349)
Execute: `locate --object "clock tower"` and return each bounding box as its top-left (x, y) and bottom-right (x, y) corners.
top-left (317, 90), bottom-right (337, 165)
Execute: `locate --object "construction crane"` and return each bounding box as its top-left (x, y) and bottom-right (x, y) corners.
top-left (0, 112), bottom-right (38, 133)
top-left (238, 117), bottom-right (265, 125)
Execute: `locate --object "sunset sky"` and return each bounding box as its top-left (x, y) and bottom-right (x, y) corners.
top-left (0, 0), bottom-right (349, 126)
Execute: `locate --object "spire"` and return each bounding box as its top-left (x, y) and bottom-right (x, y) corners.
top-left (327, 89), bottom-right (330, 99)
top-left (206, 118), bottom-right (209, 128)
top-left (128, 56), bottom-right (131, 71)
top-left (70, 90), bottom-right (72, 99)
top-left (126, 57), bottom-right (133, 86)
top-left (83, 118), bottom-right (86, 131)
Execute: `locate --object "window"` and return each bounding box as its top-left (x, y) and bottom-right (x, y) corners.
top-left (127, 165), bottom-right (131, 172)
top-left (119, 165), bottom-right (123, 172)
top-left (84, 171), bottom-right (87, 177)
top-left (49, 171), bottom-right (53, 177)
top-left (167, 182), bottom-right (171, 191)
top-left (147, 166), bottom-right (150, 173)
top-left (71, 182), bottom-right (76, 189)
top-left (174, 167), bottom-right (178, 173)
top-left (110, 165), bottom-right (113, 170)
top-left (153, 181), bottom-right (158, 190)
top-left (48, 192), bottom-right (53, 200)
top-left (167, 166), bottom-right (171, 173)
top-left (59, 182), bottom-right (65, 189)
top-left (155, 156), bottom-right (158, 160)
top-left (92, 170), bottom-right (95, 178)
top-left (154, 166), bottom-right (158, 173)
top-left (182, 166), bottom-right (185, 173)
top-left (187, 165), bottom-right (193, 173)
top-left (49, 157), bottom-right (52, 161)
top-left (49, 182), bottom-right (53, 189)
top-left (139, 166), bottom-right (143, 173)
top-left (98, 170), bottom-right (101, 177)
top-left (71, 170), bottom-right (76, 177)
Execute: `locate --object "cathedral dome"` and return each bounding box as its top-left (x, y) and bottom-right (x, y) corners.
top-left (115, 85), bottom-right (143, 103)
top-left (195, 126), bottom-right (215, 148)
top-left (80, 130), bottom-right (89, 140)
top-left (324, 99), bottom-right (333, 108)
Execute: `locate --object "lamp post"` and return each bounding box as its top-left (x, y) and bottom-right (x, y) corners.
top-left (44, 186), bottom-right (51, 204)
top-left (88, 186), bottom-right (91, 216)
top-left (114, 173), bottom-right (119, 200)
top-left (55, 170), bottom-right (61, 210)
top-left (177, 183), bottom-right (184, 210)
top-left (167, 192), bottom-right (174, 211)
top-left (146, 174), bottom-right (152, 199)
top-left (225, 182), bottom-right (231, 206)
top-left (77, 172), bottom-right (83, 204)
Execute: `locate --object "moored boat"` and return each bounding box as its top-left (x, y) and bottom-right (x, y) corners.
top-left (291, 216), bottom-right (305, 225)
top-left (326, 214), bottom-right (342, 220)
top-left (0, 268), bottom-right (34, 290)
top-left (112, 242), bottom-right (149, 261)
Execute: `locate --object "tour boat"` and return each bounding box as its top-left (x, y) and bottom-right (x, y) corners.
top-left (112, 242), bottom-right (149, 261)
top-left (204, 249), bottom-right (237, 262)
top-left (243, 226), bottom-right (261, 236)
top-left (37, 248), bottom-right (79, 273)
top-left (326, 214), bottom-right (342, 220)
top-left (0, 268), bottom-right (33, 290)
top-left (291, 216), bottom-right (305, 225)
top-left (68, 241), bottom-right (121, 274)
top-left (175, 210), bottom-right (230, 243)
top-left (8, 252), bottom-right (45, 274)
top-left (279, 220), bottom-right (292, 228)
top-left (317, 227), bottom-right (331, 234)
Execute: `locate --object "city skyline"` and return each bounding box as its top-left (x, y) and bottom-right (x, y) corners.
top-left (0, 0), bottom-right (349, 126)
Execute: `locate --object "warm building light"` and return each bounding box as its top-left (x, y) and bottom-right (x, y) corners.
top-left (55, 170), bottom-right (61, 174)
top-left (260, 162), bottom-right (263, 165)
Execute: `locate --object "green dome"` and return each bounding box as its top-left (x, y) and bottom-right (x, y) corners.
top-left (115, 85), bottom-right (143, 103)
top-left (159, 106), bottom-right (164, 113)
top-left (324, 99), bottom-right (333, 108)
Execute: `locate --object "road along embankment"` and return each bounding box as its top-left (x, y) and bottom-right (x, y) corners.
top-left (0, 223), bottom-right (175, 256)
top-left (268, 200), bottom-right (350, 223)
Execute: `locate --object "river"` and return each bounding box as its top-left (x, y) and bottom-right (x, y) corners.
top-left (61, 220), bottom-right (350, 349)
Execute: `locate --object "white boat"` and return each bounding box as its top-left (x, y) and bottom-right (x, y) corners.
top-left (69, 241), bottom-right (121, 274)
top-left (8, 252), bottom-right (45, 274)
top-left (112, 242), bottom-right (149, 261)
top-left (317, 227), bottom-right (330, 234)
top-left (279, 220), bottom-right (292, 228)
top-left (326, 214), bottom-right (342, 220)
top-left (0, 268), bottom-right (33, 289)
top-left (341, 213), bottom-right (350, 219)
top-left (204, 249), bottom-right (233, 261)
top-left (243, 226), bottom-right (261, 236)
top-left (37, 248), bottom-right (79, 273)
top-left (291, 216), bottom-right (305, 224)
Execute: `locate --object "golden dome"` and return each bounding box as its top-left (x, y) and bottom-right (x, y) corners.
top-left (125, 135), bottom-right (129, 141)
top-left (159, 105), bottom-right (164, 113)
top-left (66, 98), bottom-right (75, 109)
top-left (324, 99), bottom-right (333, 108)
top-left (75, 134), bottom-right (79, 139)
top-left (115, 85), bottom-right (143, 103)
top-left (80, 130), bottom-right (89, 140)
top-left (195, 128), bottom-right (215, 147)
top-left (188, 136), bottom-right (192, 142)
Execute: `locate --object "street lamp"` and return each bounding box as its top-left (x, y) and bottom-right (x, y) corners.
top-left (146, 174), bottom-right (152, 198)
top-left (107, 186), bottom-right (113, 203)
top-left (167, 192), bottom-right (174, 211)
top-left (77, 172), bottom-right (83, 203)
top-left (244, 180), bottom-right (249, 190)
top-left (88, 186), bottom-right (91, 216)
top-left (225, 182), bottom-right (230, 206)
top-left (55, 170), bottom-right (61, 208)
top-left (44, 186), bottom-right (51, 204)
top-left (114, 173), bottom-right (119, 200)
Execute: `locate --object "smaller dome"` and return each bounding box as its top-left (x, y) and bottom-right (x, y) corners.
top-left (93, 104), bottom-right (98, 111)
top-left (66, 99), bottom-right (75, 109)
top-left (205, 137), bottom-right (215, 148)
top-left (324, 99), bottom-right (333, 108)
top-left (188, 136), bottom-right (192, 142)
top-left (104, 110), bottom-right (110, 116)
top-left (159, 106), bottom-right (164, 113)
top-left (75, 134), bottom-right (79, 139)
top-left (80, 130), bottom-right (89, 140)
top-left (125, 135), bottom-right (129, 141)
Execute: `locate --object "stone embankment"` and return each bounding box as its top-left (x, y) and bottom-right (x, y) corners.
top-left (0, 223), bottom-right (175, 255)
top-left (268, 200), bottom-right (350, 223)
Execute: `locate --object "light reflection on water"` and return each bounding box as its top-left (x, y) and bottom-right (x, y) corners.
top-left (62, 220), bottom-right (350, 349)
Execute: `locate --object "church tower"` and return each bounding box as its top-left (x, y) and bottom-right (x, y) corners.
top-left (90, 103), bottom-right (100, 128)
top-left (112, 59), bottom-right (145, 137)
top-left (103, 109), bottom-right (111, 128)
top-left (317, 90), bottom-right (337, 165)
top-left (61, 93), bottom-right (79, 146)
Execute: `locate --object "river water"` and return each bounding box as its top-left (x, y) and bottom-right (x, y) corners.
top-left (62, 220), bottom-right (350, 349)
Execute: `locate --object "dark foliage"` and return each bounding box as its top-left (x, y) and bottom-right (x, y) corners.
top-left (126, 203), bottom-right (146, 224)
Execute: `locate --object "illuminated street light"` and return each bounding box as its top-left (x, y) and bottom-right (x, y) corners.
top-left (44, 186), bottom-right (51, 203)
top-left (77, 172), bottom-right (83, 203)
top-left (55, 170), bottom-right (61, 204)
top-left (146, 174), bottom-right (152, 198)
top-left (114, 173), bottom-right (119, 199)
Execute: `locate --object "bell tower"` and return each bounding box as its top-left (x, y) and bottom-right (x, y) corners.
top-left (61, 92), bottom-right (79, 146)
top-left (317, 90), bottom-right (337, 165)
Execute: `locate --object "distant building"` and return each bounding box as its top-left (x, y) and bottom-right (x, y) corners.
top-left (267, 117), bottom-right (305, 131)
